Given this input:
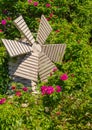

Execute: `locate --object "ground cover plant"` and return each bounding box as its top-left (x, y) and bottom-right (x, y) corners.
top-left (0, 0), bottom-right (92, 129)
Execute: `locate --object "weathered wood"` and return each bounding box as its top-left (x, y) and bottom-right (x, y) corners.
top-left (36, 15), bottom-right (52, 45)
top-left (14, 53), bottom-right (39, 82)
top-left (2, 39), bottom-right (32, 57)
top-left (1, 15), bottom-right (66, 85)
top-left (42, 44), bottom-right (66, 62)
top-left (39, 52), bottom-right (56, 81)
top-left (13, 15), bottom-right (36, 45)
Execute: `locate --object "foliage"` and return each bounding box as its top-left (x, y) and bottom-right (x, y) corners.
top-left (0, 46), bottom-right (10, 94)
top-left (0, 0), bottom-right (92, 129)
top-left (0, 79), bottom-right (92, 130)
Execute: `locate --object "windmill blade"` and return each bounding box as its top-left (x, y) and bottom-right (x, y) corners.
top-left (1, 39), bottom-right (32, 57)
top-left (39, 52), bottom-right (56, 81)
top-left (13, 53), bottom-right (39, 82)
top-left (42, 44), bottom-right (66, 63)
top-left (13, 15), bottom-right (36, 45)
top-left (36, 15), bottom-right (52, 45)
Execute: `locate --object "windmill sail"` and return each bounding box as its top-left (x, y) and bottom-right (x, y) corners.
top-left (36, 15), bottom-right (52, 45)
top-left (42, 44), bottom-right (66, 62)
top-left (13, 15), bottom-right (36, 45)
top-left (14, 53), bottom-right (39, 82)
top-left (1, 39), bottom-right (32, 57)
top-left (38, 52), bottom-right (56, 81)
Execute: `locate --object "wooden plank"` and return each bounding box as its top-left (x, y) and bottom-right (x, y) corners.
top-left (14, 72), bottom-right (38, 81)
top-left (1, 39), bottom-right (13, 57)
top-left (14, 15), bottom-right (23, 23)
top-left (38, 52), bottom-right (56, 81)
top-left (13, 15), bottom-right (36, 45)
top-left (15, 68), bottom-right (38, 75)
top-left (13, 53), bottom-right (39, 82)
top-left (18, 64), bottom-right (38, 71)
top-left (41, 15), bottom-right (52, 31)
top-left (23, 57), bottom-right (38, 63)
top-left (17, 20), bottom-right (26, 28)
top-left (16, 19), bottom-right (25, 26)
top-left (36, 15), bottom-right (52, 45)
top-left (2, 39), bottom-right (32, 57)
top-left (42, 44), bottom-right (66, 62)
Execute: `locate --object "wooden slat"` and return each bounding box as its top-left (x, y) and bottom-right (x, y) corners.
top-left (13, 15), bottom-right (36, 45)
top-left (38, 52), bottom-right (56, 81)
top-left (2, 39), bottom-right (13, 57)
top-left (14, 53), bottom-right (39, 82)
top-left (1, 39), bottom-right (32, 57)
top-left (42, 44), bottom-right (66, 62)
top-left (36, 15), bottom-right (52, 45)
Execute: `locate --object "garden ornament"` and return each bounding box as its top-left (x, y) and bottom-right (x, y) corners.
top-left (1, 15), bottom-right (66, 89)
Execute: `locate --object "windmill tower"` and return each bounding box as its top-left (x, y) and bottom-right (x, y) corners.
top-left (1, 15), bottom-right (66, 89)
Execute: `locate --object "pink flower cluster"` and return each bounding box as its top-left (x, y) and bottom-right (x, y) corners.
top-left (1, 19), bottom-right (7, 25)
top-left (41, 85), bottom-right (62, 95)
top-left (15, 91), bottom-right (22, 97)
top-left (33, 1), bottom-right (39, 6)
top-left (11, 86), bottom-right (28, 92)
top-left (28, 0), bottom-right (39, 6)
top-left (52, 67), bottom-right (58, 72)
top-left (28, 0), bottom-right (32, 3)
top-left (11, 86), bottom-right (16, 90)
top-left (22, 87), bottom-right (28, 92)
top-left (55, 30), bottom-right (60, 33)
top-left (41, 86), bottom-right (54, 95)
top-left (60, 73), bottom-right (68, 81)
top-left (56, 85), bottom-right (62, 93)
top-left (0, 98), bottom-right (6, 104)
top-left (46, 3), bottom-right (51, 8)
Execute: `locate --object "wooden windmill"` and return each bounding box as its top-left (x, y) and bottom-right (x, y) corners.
top-left (1, 15), bottom-right (66, 87)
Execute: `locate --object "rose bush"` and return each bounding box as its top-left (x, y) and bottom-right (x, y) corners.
top-left (0, 0), bottom-right (92, 129)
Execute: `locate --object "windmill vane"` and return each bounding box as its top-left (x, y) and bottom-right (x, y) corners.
top-left (1, 14), bottom-right (66, 86)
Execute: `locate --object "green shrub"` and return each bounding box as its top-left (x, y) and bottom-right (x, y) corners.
top-left (0, 0), bottom-right (92, 129)
top-left (0, 78), bottom-right (91, 130)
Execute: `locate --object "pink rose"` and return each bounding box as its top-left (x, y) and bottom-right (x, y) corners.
top-left (41, 86), bottom-right (48, 95)
top-left (22, 87), bottom-right (28, 92)
top-left (46, 3), bottom-right (51, 8)
top-left (0, 98), bottom-right (6, 104)
top-left (46, 86), bottom-right (54, 95)
top-left (11, 86), bottom-right (16, 90)
top-left (41, 86), bottom-right (54, 95)
top-left (52, 67), bottom-right (57, 72)
top-left (28, 0), bottom-right (32, 3)
top-left (46, 17), bottom-right (50, 21)
top-left (50, 13), bottom-right (53, 18)
top-left (55, 30), bottom-right (60, 33)
top-left (60, 73), bottom-right (68, 81)
top-left (33, 1), bottom-right (39, 6)
top-left (56, 86), bottom-right (62, 93)
top-left (15, 91), bottom-right (22, 97)
top-left (1, 19), bottom-right (7, 25)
